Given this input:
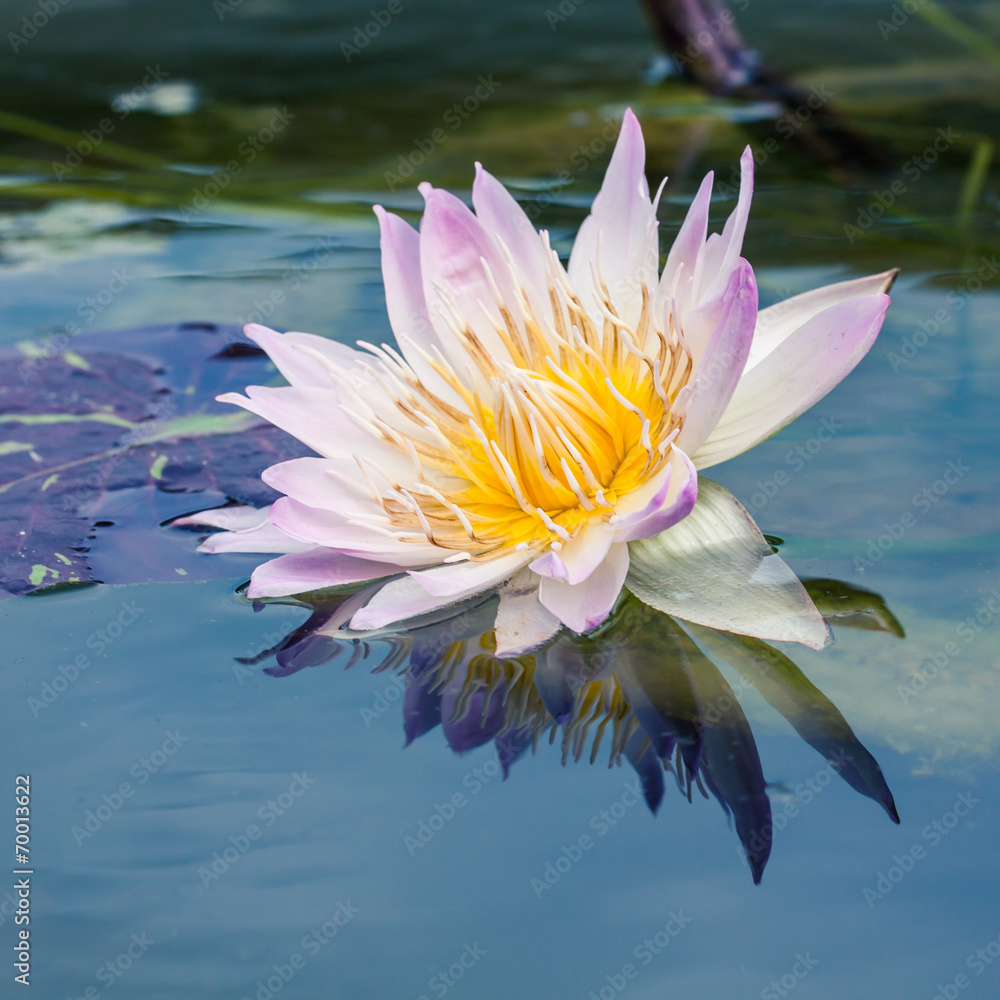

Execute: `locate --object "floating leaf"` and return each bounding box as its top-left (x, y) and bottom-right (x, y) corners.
top-left (802, 578), bottom-right (906, 637)
top-left (0, 322), bottom-right (311, 597)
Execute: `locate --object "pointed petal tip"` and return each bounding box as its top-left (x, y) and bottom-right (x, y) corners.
top-left (242, 322), bottom-right (275, 340)
top-left (887, 797), bottom-right (901, 824)
top-left (881, 267), bottom-right (901, 294)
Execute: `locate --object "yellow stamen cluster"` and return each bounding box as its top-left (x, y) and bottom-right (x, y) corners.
top-left (353, 241), bottom-right (692, 557)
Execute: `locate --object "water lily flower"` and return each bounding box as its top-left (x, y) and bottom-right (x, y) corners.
top-left (179, 109), bottom-right (895, 656)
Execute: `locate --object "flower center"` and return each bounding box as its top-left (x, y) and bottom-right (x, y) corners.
top-left (354, 241), bottom-right (692, 556)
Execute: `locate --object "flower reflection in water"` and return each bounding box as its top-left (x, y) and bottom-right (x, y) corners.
top-left (239, 578), bottom-right (901, 883)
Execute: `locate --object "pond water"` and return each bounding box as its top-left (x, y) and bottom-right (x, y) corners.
top-left (3, 1), bottom-right (1000, 998)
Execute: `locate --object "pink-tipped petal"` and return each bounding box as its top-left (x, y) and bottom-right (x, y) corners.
top-left (472, 164), bottom-right (552, 326)
top-left (269, 497), bottom-right (445, 566)
top-left (749, 269), bottom-right (898, 370)
top-left (418, 184), bottom-right (521, 367)
top-left (374, 206), bottom-right (434, 350)
top-left (374, 206), bottom-right (465, 407)
top-left (538, 541), bottom-right (630, 634)
top-left (217, 385), bottom-right (411, 479)
top-left (612, 448), bottom-right (699, 543)
top-left (693, 292), bottom-right (891, 469)
top-left (174, 505), bottom-right (312, 554)
top-left (243, 324), bottom-right (363, 390)
top-left (246, 548), bottom-right (400, 598)
top-left (529, 522), bottom-right (615, 585)
top-left (700, 146), bottom-right (754, 303)
top-left (675, 257), bottom-right (757, 454)
top-left (568, 108), bottom-right (658, 328)
top-left (173, 505), bottom-right (270, 531)
top-left (261, 456), bottom-right (378, 521)
top-left (659, 169), bottom-right (713, 310)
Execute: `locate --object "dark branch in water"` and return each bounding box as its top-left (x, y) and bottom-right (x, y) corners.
top-left (638, 0), bottom-right (888, 171)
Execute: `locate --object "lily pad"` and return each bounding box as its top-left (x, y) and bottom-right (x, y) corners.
top-left (0, 322), bottom-right (310, 597)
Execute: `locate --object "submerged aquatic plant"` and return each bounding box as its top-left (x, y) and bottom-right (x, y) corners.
top-left (180, 109), bottom-right (895, 654)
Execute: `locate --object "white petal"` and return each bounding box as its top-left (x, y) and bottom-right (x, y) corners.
top-left (538, 542), bottom-right (630, 634)
top-left (699, 146), bottom-right (754, 303)
top-left (675, 257), bottom-right (757, 455)
top-left (173, 505), bottom-right (312, 554)
top-left (243, 324), bottom-right (363, 390)
top-left (748, 269), bottom-right (898, 371)
top-left (247, 549), bottom-right (401, 598)
top-left (567, 109), bottom-right (658, 329)
top-left (625, 479), bottom-right (829, 648)
top-left (269, 497), bottom-right (446, 567)
top-left (349, 554), bottom-right (518, 631)
top-left (472, 164), bottom-right (553, 326)
top-left (529, 522), bottom-right (614, 585)
top-left (693, 292), bottom-right (891, 469)
top-left (408, 551), bottom-right (529, 598)
top-left (494, 569), bottom-right (561, 656)
top-left (612, 447), bottom-right (698, 544)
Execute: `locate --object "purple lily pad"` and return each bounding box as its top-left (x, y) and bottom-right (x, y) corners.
top-left (0, 322), bottom-right (311, 597)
